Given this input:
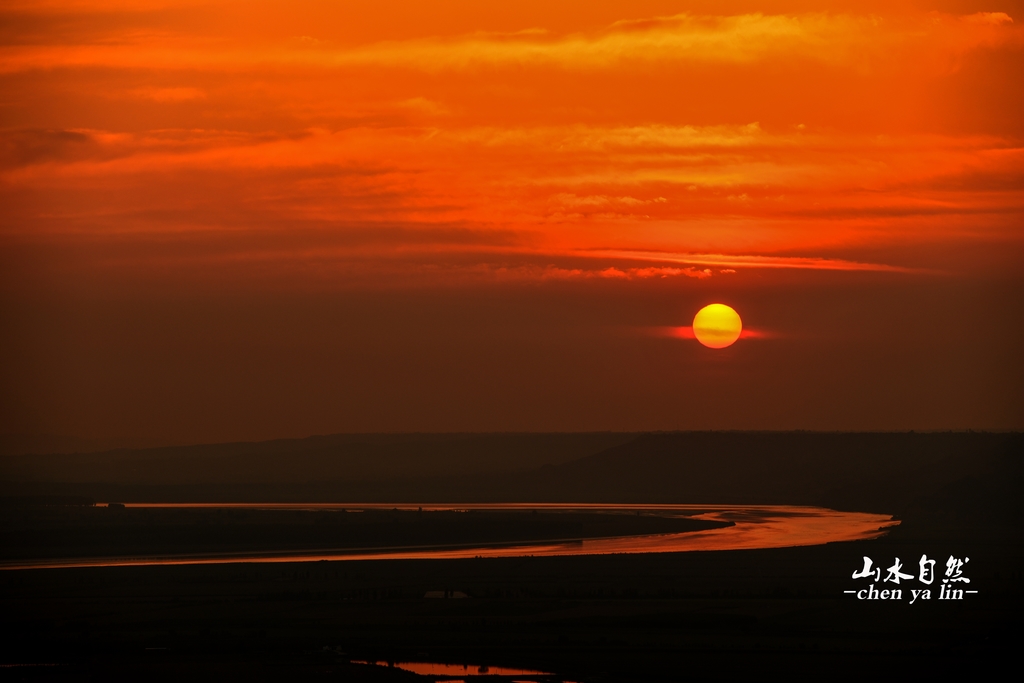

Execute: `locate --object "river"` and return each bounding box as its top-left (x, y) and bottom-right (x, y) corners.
top-left (0, 503), bottom-right (897, 570)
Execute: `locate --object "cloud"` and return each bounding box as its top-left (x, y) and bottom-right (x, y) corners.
top-left (397, 97), bottom-right (449, 116)
top-left (963, 12), bottom-right (1013, 26)
top-left (130, 86), bottom-right (205, 102)
top-left (552, 194), bottom-right (668, 208)
top-left (1, 10), bottom-right (1020, 74)
top-left (1, 5), bottom-right (1019, 286)
top-left (488, 264), bottom-right (717, 282)
top-left (631, 267), bottom-right (711, 279)
top-left (0, 128), bottom-right (94, 167)
top-left (653, 326), bottom-right (773, 340)
top-left (581, 250), bottom-right (920, 273)
top-left (598, 267), bottom-right (628, 278)
top-left (3, 119), bottom-right (1016, 265)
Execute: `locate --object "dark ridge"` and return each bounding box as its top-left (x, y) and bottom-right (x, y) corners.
top-left (0, 495), bottom-right (95, 508)
top-left (0, 432), bottom-right (637, 489)
top-left (507, 431), bottom-right (1022, 508)
top-left (1, 432), bottom-right (1019, 529)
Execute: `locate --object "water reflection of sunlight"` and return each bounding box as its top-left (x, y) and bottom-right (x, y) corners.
top-left (1, 504), bottom-right (898, 570)
top-left (352, 660), bottom-right (570, 681)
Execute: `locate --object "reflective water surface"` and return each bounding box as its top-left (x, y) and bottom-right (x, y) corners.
top-left (1, 503), bottom-right (898, 570)
top-left (353, 660), bottom-right (562, 680)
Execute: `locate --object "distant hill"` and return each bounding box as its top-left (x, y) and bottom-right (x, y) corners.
top-left (2, 432), bottom-right (1020, 527)
top-left (0, 432), bottom-right (633, 499)
top-left (502, 432), bottom-right (1022, 528)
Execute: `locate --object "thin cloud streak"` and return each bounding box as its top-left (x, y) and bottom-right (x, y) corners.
top-left (1, 11), bottom-right (1020, 74)
top-left (649, 327), bottom-right (777, 340)
top-left (577, 250), bottom-right (924, 273)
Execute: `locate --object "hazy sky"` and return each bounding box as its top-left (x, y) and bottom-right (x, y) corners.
top-left (1, 1), bottom-right (1022, 445)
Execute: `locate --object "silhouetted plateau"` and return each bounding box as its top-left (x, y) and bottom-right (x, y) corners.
top-left (3, 432), bottom-right (1020, 526)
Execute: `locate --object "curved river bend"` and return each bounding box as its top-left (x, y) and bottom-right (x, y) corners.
top-left (1, 503), bottom-right (898, 570)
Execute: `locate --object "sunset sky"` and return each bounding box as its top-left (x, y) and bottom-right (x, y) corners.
top-left (1, 1), bottom-right (1022, 446)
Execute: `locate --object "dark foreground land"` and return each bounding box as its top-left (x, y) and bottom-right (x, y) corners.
top-left (1, 432), bottom-right (1021, 681)
top-left (2, 529), bottom-right (1021, 682)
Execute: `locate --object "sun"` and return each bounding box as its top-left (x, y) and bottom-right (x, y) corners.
top-left (692, 303), bottom-right (742, 349)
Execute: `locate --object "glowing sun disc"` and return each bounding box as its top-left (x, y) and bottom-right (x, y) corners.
top-left (692, 303), bottom-right (742, 349)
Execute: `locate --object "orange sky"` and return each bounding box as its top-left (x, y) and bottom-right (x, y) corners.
top-left (1, 1), bottom-right (1022, 445)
